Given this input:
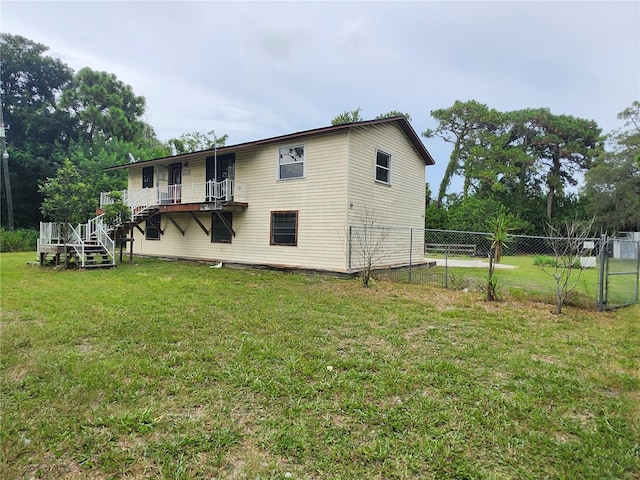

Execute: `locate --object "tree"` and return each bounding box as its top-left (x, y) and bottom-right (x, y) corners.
top-left (101, 191), bottom-right (131, 230)
top-left (584, 150), bottom-right (640, 232)
top-left (584, 101), bottom-right (640, 232)
top-left (538, 217), bottom-right (595, 314)
top-left (422, 100), bottom-right (499, 205)
top-left (442, 195), bottom-right (531, 234)
top-left (350, 207), bottom-right (389, 287)
top-left (1, 33), bottom-right (74, 228)
top-left (167, 130), bottom-right (228, 155)
top-left (376, 111), bottom-right (412, 121)
top-left (331, 107), bottom-right (363, 125)
top-left (519, 109), bottom-right (602, 219)
top-left (67, 137), bottom-right (171, 206)
top-left (424, 101), bottom-right (603, 221)
top-left (39, 159), bottom-right (93, 267)
top-left (60, 67), bottom-right (147, 143)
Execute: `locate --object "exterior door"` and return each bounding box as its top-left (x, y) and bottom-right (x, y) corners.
top-left (169, 163), bottom-right (182, 203)
top-left (206, 154), bottom-right (235, 200)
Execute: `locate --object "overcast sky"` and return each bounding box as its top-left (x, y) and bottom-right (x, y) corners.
top-left (3, 0), bottom-right (639, 192)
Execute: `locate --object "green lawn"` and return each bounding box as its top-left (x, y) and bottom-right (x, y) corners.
top-left (1, 252), bottom-right (639, 479)
top-left (410, 254), bottom-right (638, 309)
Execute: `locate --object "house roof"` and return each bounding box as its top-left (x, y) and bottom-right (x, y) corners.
top-left (105, 116), bottom-right (435, 171)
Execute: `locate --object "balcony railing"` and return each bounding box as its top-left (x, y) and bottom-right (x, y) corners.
top-left (100, 179), bottom-right (247, 209)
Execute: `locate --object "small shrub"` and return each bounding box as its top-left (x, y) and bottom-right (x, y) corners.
top-left (0, 228), bottom-right (39, 252)
top-left (533, 254), bottom-right (581, 269)
top-left (533, 255), bottom-right (555, 267)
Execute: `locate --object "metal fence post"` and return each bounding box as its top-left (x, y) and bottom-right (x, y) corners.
top-left (409, 228), bottom-right (413, 284)
top-left (597, 233), bottom-right (607, 312)
top-left (635, 239), bottom-right (640, 304)
top-left (445, 245), bottom-right (449, 289)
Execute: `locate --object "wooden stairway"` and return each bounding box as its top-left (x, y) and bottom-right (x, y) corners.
top-left (72, 241), bottom-right (116, 268)
top-left (107, 205), bottom-right (160, 239)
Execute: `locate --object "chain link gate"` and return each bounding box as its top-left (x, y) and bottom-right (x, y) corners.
top-left (597, 234), bottom-right (640, 311)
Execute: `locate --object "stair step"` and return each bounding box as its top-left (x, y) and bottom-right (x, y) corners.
top-left (83, 263), bottom-right (115, 268)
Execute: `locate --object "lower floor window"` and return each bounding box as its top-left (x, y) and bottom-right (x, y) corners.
top-left (271, 211), bottom-right (298, 246)
top-left (146, 215), bottom-right (161, 240)
top-left (211, 212), bottom-right (233, 243)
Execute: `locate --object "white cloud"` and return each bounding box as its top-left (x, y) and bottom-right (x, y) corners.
top-left (3, 0), bottom-right (639, 190)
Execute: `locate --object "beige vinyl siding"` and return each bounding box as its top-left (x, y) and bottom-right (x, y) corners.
top-left (132, 133), bottom-right (351, 272)
top-left (346, 123), bottom-right (426, 269)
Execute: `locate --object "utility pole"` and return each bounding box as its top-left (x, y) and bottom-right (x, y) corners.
top-left (0, 104), bottom-right (14, 230)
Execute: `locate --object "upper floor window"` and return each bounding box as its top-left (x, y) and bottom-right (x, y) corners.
top-left (375, 150), bottom-right (391, 184)
top-left (278, 145), bottom-right (305, 180)
top-left (142, 166), bottom-right (154, 188)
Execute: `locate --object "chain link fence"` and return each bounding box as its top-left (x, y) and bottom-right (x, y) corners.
top-left (599, 234), bottom-right (640, 310)
top-left (347, 227), bottom-right (639, 311)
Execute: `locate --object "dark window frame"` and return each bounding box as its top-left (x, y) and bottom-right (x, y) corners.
top-left (270, 211), bottom-right (298, 246)
top-left (211, 212), bottom-right (233, 243)
top-left (142, 166), bottom-right (154, 188)
top-left (145, 215), bottom-right (161, 240)
top-left (375, 150), bottom-right (391, 184)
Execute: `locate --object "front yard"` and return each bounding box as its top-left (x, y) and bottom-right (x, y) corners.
top-left (1, 253), bottom-right (638, 479)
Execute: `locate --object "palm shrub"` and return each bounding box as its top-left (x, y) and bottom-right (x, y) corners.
top-left (486, 213), bottom-right (512, 301)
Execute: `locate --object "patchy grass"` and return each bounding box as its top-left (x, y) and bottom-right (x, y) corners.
top-left (408, 254), bottom-right (635, 309)
top-left (1, 252), bottom-right (639, 479)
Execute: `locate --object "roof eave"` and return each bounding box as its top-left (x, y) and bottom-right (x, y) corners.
top-left (104, 116), bottom-right (435, 171)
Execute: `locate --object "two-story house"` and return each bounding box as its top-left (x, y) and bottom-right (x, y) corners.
top-left (39, 116), bottom-right (435, 272)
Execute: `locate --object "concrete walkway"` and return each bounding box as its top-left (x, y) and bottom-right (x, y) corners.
top-left (425, 257), bottom-right (516, 269)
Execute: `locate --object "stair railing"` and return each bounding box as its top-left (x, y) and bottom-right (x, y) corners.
top-left (67, 223), bottom-right (86, 267)
top-left (87, 214), bottom-right (116, 265)
top-left (95, 220), bottom-right (116, 265)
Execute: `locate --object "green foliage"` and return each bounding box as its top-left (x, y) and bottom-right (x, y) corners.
top-left (422, 100), bottom-right (497, 204)
top-left (424, 203), bottom-right (449, 229)
top-left (39, 159), bottom-right (94, 230)
top-left (59, 67), bottom-right (148, 143)
top-left (443, 195), bottom-right (531, 233)
top-left (0, 228), bottom-right (38, 252)
top-left (422, 100), bottom-right (603, 220)
top-left (375, 110), bottom-right (412, 121)
top-left (486, 213), bottom-right (513, 301)
top-left (68, 138), bottom-right (171, 203)
top-left (0, 34), bottom-right (177, 229)
top-left (101, 191), bottom-right (131, 228)
top-left (331, 107), bottom-right (363, 125)
top-left (0, 33), bottom-right (74, 228)
top-left (533, 255), bottom-right (556, 267)
top-left (488, 213), bottom-right (512, 263)
top-left (332, 108), bottom-right (412, 126)
top-left (534, 254), bottom-right (581, 269)
top-left (166, 130), bottom-right (228, 155)
top-left (584, 101), bottom-right (640, 232)
top-left (521, 108), bottom-right (603, 219)
top-left (39, 159), bottom-right (94, 267)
